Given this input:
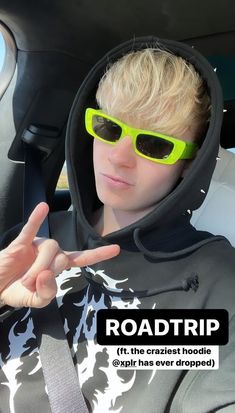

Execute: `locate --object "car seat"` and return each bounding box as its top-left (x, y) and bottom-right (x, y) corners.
top-left (191, 147), bottom-right (235, 246)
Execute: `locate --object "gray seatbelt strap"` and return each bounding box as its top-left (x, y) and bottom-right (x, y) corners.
top-left (24, 146), bottom-right (89, 413)
top-left (32, 302), bottom-right (88, 413)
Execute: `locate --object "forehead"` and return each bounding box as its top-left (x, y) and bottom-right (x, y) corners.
top-left (103, 109), bottom-right (158, 132)
top-left (102, 109), bottom-right (193, 141)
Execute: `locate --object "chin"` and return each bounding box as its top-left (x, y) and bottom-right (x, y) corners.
top-left (98, 196), bottom-right (127, 211)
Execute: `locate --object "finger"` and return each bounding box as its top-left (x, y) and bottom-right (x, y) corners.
top-left (0, 271), bottom-right (56, 309)
top-left (49, 251), bottom-right (69, 275)
top-left (34, 270), bottom-right (57, 306)
top-left (65, 244), bottom-right (120, 268)
top-left (13, 202), bottom-right (49, 245)
top-left (20, 270), bottom-right (57, 308)
top-left (21, 239), bottom-right (60, 288)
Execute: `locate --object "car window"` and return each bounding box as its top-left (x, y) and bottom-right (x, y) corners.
top-left (0, 24), bottom-right (16, 99)
top-left (57, 162), bottom-right (69, 189)
top-left (0, 31), bottom-right (5, 72)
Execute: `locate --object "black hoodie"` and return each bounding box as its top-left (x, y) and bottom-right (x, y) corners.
top-left (1, 36), bottom-right (235, 413)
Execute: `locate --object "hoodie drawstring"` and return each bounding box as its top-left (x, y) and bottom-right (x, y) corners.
top-left (84, 272), bottom-right (199, 299)
top-left (133, 228), bottom-right (227, 260)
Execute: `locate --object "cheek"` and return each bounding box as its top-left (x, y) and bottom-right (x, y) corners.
top-left (157, 162), bottom-right (186, 182)
top-left (137, 160), bottom-right (185, 194)
top-left (93, 139), bottom-right (108, 170)
top-left (93, 139), bottom-right (101, 162)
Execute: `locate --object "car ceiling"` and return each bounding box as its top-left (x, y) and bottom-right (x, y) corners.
top-left (0, 0), bottom-right (235, 235)
top-left (0, 0), bottom-right (235, 60)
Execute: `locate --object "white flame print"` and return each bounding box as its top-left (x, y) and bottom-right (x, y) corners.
top-left (65, 266), bottom-right (141, 412)
top-left (1, 266), bottom-right (157, 412)
top-left (0, 309), bottom-right (40, 413)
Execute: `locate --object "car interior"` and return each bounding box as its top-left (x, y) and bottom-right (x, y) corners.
top-left (0, 0), bottom-right (235, 244)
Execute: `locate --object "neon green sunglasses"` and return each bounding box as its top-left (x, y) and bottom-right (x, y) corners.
top-left (85, 108), bottom-right (198, 165)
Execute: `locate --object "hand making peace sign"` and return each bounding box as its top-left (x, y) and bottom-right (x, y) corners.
top-left (0, 202), bottom-right (120, 309)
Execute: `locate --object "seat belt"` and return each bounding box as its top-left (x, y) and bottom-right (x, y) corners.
top-left (23, 145), bottom-right (89, 413)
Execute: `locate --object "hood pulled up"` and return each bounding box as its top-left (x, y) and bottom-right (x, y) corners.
top-left (65, 36), bottom-right (223, 245)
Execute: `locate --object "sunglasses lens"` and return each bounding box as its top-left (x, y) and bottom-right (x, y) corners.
top-left (92, 115), bottom-right (122, 142)
top-left (136, 134), bottom-right (174, 159)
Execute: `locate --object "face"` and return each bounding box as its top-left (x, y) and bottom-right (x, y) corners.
top-left (93, 124), bottom-right (193, 215)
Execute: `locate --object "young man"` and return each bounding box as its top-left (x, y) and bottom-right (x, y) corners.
top-left (0, 36), bottom-right (235, 412)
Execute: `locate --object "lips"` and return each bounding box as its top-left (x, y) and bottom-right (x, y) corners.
top-left (101, 173), bottom-right (134, 187)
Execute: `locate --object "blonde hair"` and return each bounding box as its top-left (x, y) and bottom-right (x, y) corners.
top-left (96, 48), bottom-right (211, 141)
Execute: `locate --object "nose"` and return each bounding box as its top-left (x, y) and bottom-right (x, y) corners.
top-left (108, 136), bottom-right (136, 168)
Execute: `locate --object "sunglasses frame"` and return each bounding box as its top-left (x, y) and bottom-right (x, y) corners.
top-left (85, 108), bottom-right (198, 165)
